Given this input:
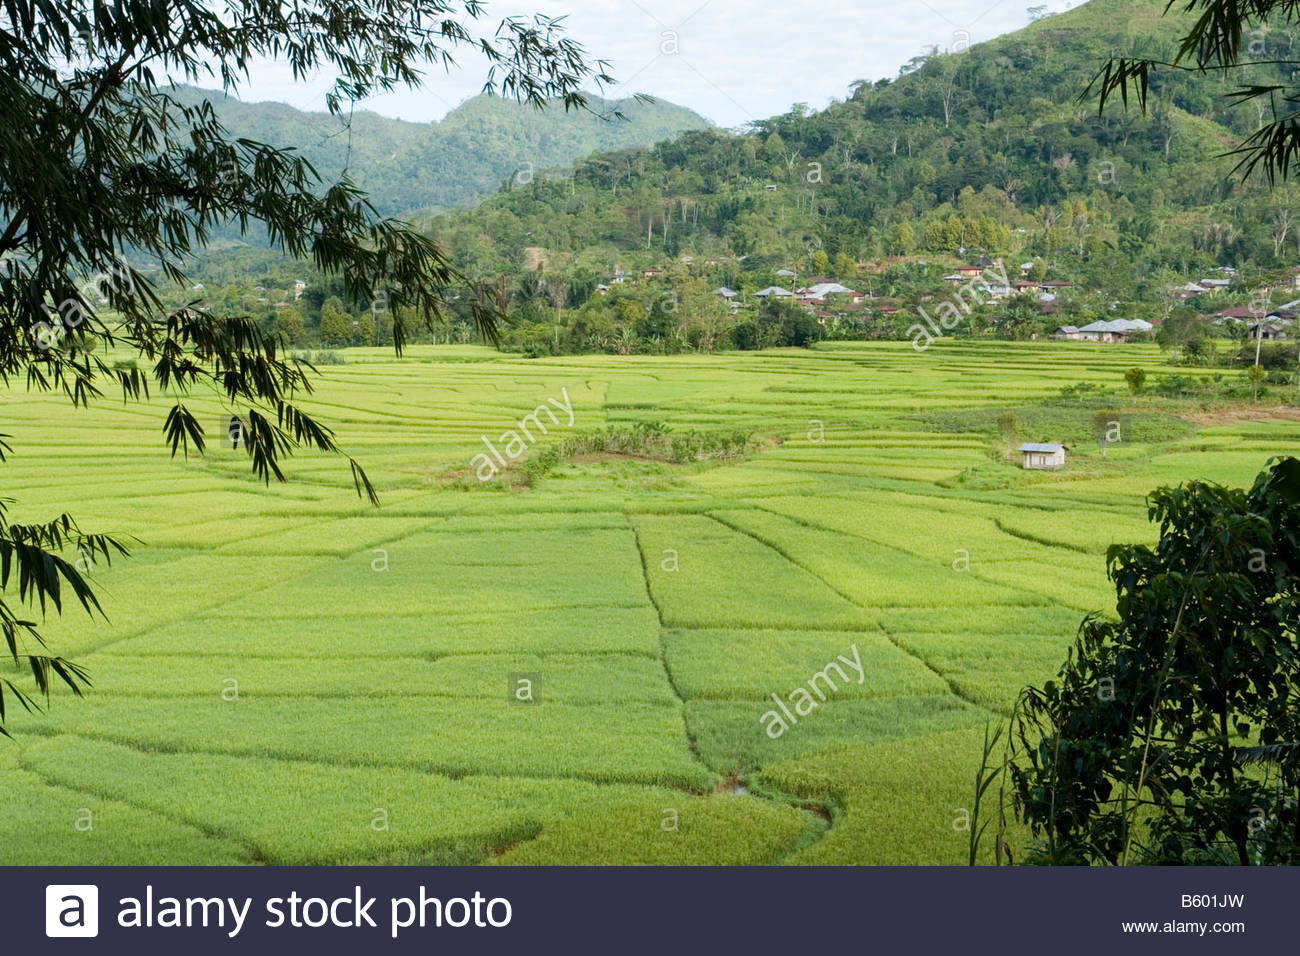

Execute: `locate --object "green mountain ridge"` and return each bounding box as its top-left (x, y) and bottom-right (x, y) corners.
top-left (429, 0), bottom-right (1297, 287)
top-left (174, 84), bottom-right (712, 216)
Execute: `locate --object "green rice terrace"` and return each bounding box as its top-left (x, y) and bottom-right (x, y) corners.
top-left (1, 340), bottom-right (1295, 865)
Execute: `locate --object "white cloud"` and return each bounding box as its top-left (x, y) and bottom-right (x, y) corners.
top-left (224, 0), bottom-right (1063, 126)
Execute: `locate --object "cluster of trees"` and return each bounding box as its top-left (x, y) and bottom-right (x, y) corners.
top-left (413, 0), bottom-right (1300, 356)
top-left (495, 275), bottom-right (828, 356)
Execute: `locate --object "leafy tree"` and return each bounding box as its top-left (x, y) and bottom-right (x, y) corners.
top-left (896, 222), bottom-right (917, 256)
top-left (356, 310), bottom-right (377, 347)
top-left (1246, 363), bottom-right (1268, 402)
top-left (319, 297), bottom-right (354, 347)
top-left (997, 411), bottom-right (1019, 460)
top-left (1157, 311), bottom-right (1214, 353)
top-left (810, 249), bottom-right (831, 276)
top-left (1011, 458), bottom-right (1300, 865)
top-left (0, 0), bottom-right (609, 732)
top-left (1094, 409), bottom-right (1122, 458)
top-left (1124, 367), bottom-right (1146, 396)
top-left (997, 292), bottom-right (1044, 340)
top-left (833, 252), bottom-right (857, 280)
top-left (757, 299), bottom-right (825, 348)
top-left (275, 309), bottom-right (309, 348)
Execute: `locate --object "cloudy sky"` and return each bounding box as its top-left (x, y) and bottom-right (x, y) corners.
top-left (239, 0), bottom-right (1078, 127)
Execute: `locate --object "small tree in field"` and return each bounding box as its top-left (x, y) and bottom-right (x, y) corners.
top-left (1124, 367), bottom-right (1146, 396)
top-left (1246, 363), bottom-right (1268, 403)
top-left (1094, 410), bottom-right (1122, 459)
top-left (1010, 457), bottom-right (1300, 865)
top-left (996, 411), bottom-right (1019, 461)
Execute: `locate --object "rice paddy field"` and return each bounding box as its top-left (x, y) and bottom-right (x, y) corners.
top-left (1, 340), bottom-right (1295, 865)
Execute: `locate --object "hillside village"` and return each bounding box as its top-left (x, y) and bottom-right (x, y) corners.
top-left (140, 0), bottom-right (1300, 372)
top-left (572, 252), bottom-right (1296, 348)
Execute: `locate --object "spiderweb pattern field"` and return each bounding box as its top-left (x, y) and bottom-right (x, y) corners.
top-left (0, 341), bottom-right (1285, 864)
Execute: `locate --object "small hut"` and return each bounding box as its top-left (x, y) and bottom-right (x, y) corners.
top-left (1019, 442), bottom-right (1065, 470)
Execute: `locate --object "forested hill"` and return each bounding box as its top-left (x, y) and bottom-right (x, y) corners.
top-left (173, 85), bottom-right (711, 215)
top-left (429, 0), bottom-right (1300, 288)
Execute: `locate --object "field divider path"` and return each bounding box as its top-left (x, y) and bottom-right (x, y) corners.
top-left (745, 499), bottom-right (1101, 616)
top-left (626, 512), bottom-right (836, 863)
top-left (625, 513), bottom-right (708, 768)
top-left (13, 723), bottom-right (712, 793)
top-left (992, 516), bottom-right (1091, 555)
top-left (13, 739), bottom-right (269, 864)
top-left (15, 733), bottom-right (535, 867)
top-left (704, 510), bottom-right (995, 715)
top-left (69, 518), bottom-right (453, 660)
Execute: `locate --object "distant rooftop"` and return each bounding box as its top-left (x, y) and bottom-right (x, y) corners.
top-left (1077, 319), bottom-right (1154, 333)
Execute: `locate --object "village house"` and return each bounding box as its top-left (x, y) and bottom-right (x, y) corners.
top-left (1249, 321), bottom-right (1290, 341)
top-left (641, 267), bottom-right (664, 279)
top-left (1268, 297), bottom-right (1300, 319)
top-left (1074, 318), bottom-right (1154, 343)
top-left (754, 286), bottom-right (794, 299)
top-left (1217, 305), bottom-right (1265, 322)
top-left (1020, 443), bottom-right (1066, 470)
top-left (1172, 281), bottom-right (1211, 301)
top-left (1052, 325), bottom-right (1080, 340)
top-left (797, 282), bottom-right (864, 303)
top-left (984, 279), bottom-right (1013, 300)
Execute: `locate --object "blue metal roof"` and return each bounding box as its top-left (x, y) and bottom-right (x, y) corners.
top-left (1020, 443), bottom-right (1064, 453)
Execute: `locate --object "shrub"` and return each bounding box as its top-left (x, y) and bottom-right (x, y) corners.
top-left (1058, 382), bottom-right (1113, 404)
top-left (1010, 458), bottom-right (1300, 865)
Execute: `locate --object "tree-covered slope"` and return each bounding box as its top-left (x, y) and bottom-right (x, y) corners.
top-left (430, 0), bottom-right (1300, 288)
top-left (174, 85), bottom-right (711, 216)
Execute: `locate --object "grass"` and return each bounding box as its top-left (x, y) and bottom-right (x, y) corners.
top-left (0, 339), bottom-right (1282, 865)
